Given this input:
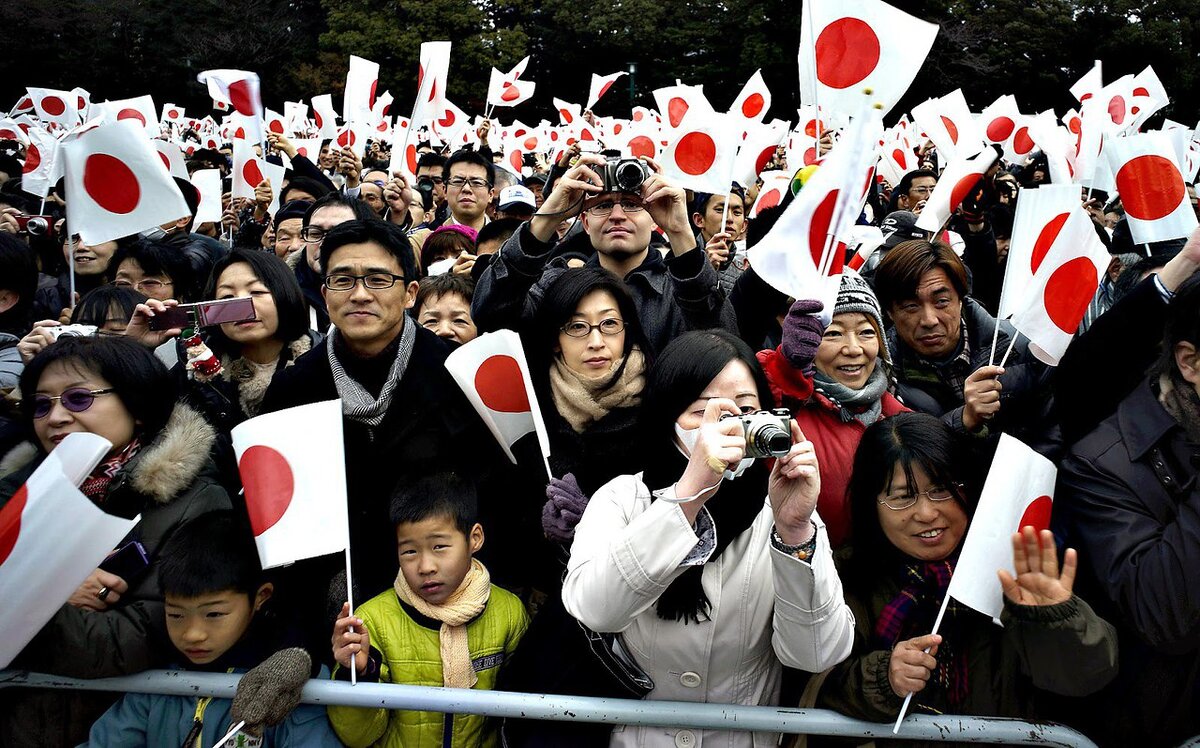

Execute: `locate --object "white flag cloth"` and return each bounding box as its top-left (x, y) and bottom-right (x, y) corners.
top-left (732, 120), bottom-right (789, 188)
top-left (1106, 132), bottom-right (1199, 244)
top-left (20, 125), bottom-right (61, 199)
top-left (1070, 60), bottom-right (1103, 104)
top-left (749, 171), bottom-right (792, 219)
top-left (411, 41), bottom-right (451, 129)
top-left (798, 0), bottom-right (937, 116)
top-left (729, 69), bottom-right (772, 124)
top-left (915, 147), bottom-right (999, 233)
top-left (153, 140), bottom-right (189, 181)
top-left (232, 138), bottom-right (285, 216)
top-left (552, 98), bottom-right (582, 127)
top-left (1009, 207), bottom-right (1111, 365)
top-left (652, 84), bottom-right (714, 129)
top-left (161, 103), bottom-right (185, 124)
top-left (910, 89), bottom-right (982, 162)
top-left (0, 433), bottom-right (139, 668)
top-left (100, 96), bottom-right (160, 138)
top-left (587, 71), bottom-right (627, 111)
top-left (946, 434), bottom-right (1056, 622)
top-left (660, 112), bottom-right (740, 194)
top-left (1128, 66), bottom-right (1170, 132)
top-left (343, 55), bottom-right (380, 123)
top-left (444, 330), bottom-right (551, 465)
top-left (232, 400), bottom-right (350, 569)
top-left (27, 87), bottom-right (79, 130)
top-left (197, 69), bottom-right (263, 144)
top-left (998, 184), bottom-right (1080, 319)
top-left (191, 169), bottom-right (223, 225)
top-left (310, 94), bottom-right (339, 139)
top-left (332, 121), bottom-right (369, 159)
top-left (62, 119), bottom-right (189, 245)
top-left (487, 57), bottom-right (536, 108)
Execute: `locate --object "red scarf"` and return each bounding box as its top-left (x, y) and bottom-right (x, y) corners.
top-left (756, 347), bottom-right (815, 409)
top-left (80, 438), bottom-right (142, 502)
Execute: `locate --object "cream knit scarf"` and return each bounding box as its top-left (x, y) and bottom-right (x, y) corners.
top-left (393, 558), bottom-right (491, 688)
top-left (549, 348), bottom-right (646, 433)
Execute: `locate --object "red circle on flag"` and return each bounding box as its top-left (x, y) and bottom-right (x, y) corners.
top-left (754, 145), bottom-right (776, 175)
top-left (675, 132), bottom-right (716, 175)
top-left (1133, 86), bottom-right (1150, 98)
top-left (809, 189), bottom-right (839, 266)
top-left (0, 485), bottom-right (27, 567)
top-left (757, 187), bottom-right (782, 214)
top-left (16, 96), bottom-right (31, 110)
top-left (118, 108), bottom-right (146, 126)
top-left (41, 96), bottom-right (66, 116)
top-left (1018, 495), bottom-right (1053, 533)
top-left (368, 80), bottom-right (378, 109)
top-left (628, 135), bottom-right (655, 159)
top-left (632, 110), bottom-right (644, 122)
top-left (168, 108), bottom-right (180, 119)
top-left (234, 127), bottom-right (246, 140)
top-left (580, 129), bottom-right (595, 142)
top-left (23, 145), bottom-right (40, 174)
top-left (1044, 257), bottom-right (1099, 333)
top-left (815, 18), bottom-right (881, 89)
top-left (269, 119), bottom-right (284, 134)
top-left (804, 119), bottom-right (822, 138)
top-left (439, 110), bottom-right (456, 129)
top-left (0, 128), bottom-right (16, 140)
top-left (523, 136), bottom-right (538, 151)
top-left (1116, 155), bottom-right (1185, 221)
top-left (228, 80), bottom-right (257, 116)
top-left (892, 148), bottom-right (908, 169)
top-left (1012, 127), bottom-right (1035, 155)
top-left (1132, 106), bottom-right (1141, 116)
top-left (1108, 95), bottom-right (1126, 125)
top-left (502, 83), bottom-right (521, 102)
top-left (296, 146), bottom-right (309, 158)
top-left (668, 97), bottom-right (689, 128)
top-left (475, 355), bottom-right (530, 413)
top-left (314, 111), bottom-right (324, 128)
top-left (376, 121), bottom-right (388, 132)
top-left (613, 123), bottom-right (623, 135)
top-left (742, 93), bottom-right (765, 119)
top-left (243, 160), bottom-right (265, 188)
top-left (940, 116), bottom-right (959, 145)
top-left (405, 144), bottom-right (418, 174)
top-left (83, 154), bottom-right (141, 214)
top-left (1031, 212), bottom-right (1070, 274)
top-left (509, 150), bottom-right (523, 173)
top-left (1067, 116), bottom-right (1081, 135)
top-left (950, 174), bottom-right (982, 211)
top-left (77, 96), bottom-right (87, 110)
top-left (803, 147), bottom-right (818, 166)
top-left (549, 131), bottom-right (559, 142)
top-left (382, 103), bottom-right (391, 117)
top-left (338, 130), bottom-right (356, 148)
top-left (239, 445), bottom-right (295, 535)
top-left (986, 117), bottom-right (1014, 142)
top-left (559, 108), bottom-right (574, 125)
top-left (157, 152), bottom-right (171, 171)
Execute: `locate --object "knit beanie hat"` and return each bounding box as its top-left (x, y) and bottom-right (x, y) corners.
top-left (835, 270), bottom-right (889, 360)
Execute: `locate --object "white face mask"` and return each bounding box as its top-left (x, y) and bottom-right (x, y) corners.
top-left (673, 423), bottom-right (754, 480)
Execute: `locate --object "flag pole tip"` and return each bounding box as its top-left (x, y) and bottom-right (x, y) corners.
top-left (862, 87), bottom-right (874, 96)
top-left (873, 103), bottom-right (884, 110)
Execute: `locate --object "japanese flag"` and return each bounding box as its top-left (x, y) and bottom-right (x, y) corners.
top-left (631, 106), bottom-right (659, 125)
top-left (284, 102), bottom-right (309, 133)
top-left (198, 69), bottom-right (263, 120)
top-left (587, 71), bottom-right (627, 111)
top-left (388, 120), bottom-right (420, 181)
top-left (444, 330), bottom-right (551, 465)
top-left (653, 83), bottom-right (713, 130)
top-left (0, 433), bottom-right (139, 668)
top-left (660, 112), bottom-right (740, 194)
top-left (411, 41), bottom-right (451, 129)
top-left (1009, 207), bottom-right (1110, 365)
top-left (191, 168), bottom-right (223, 226)
top-left (622, 121), bottom-right (661, 162)
top-left (28, 87), bottom-right (79, 129)
top-left (343, 55), bottom-right (380, 123)
top-left (71, 87), bottom-right (92, 122)
top-left (946, 434), bottom-right (1056, 622)
top-left (798, 0), bottom-right (937, 116)
top-left (310, 94), bottom-right (339, 139)
top-left (487, 59), bottom-right (536, 108)
top-left (730, 69), bottom-right (772, 124)
top-left (161, 103), bottom-right (186, 125)
top-left (371, 90), bottom-right (394, 128)
top-left (910, 89), bottom-right (982, 162)
top-left (62, 119), bottom-right (190, 245)
top-left (749, 170), bottom-right (792, 218)
top-left (232, 400), bottom-right (349, 569)
top-left (1106, 131), bottom-right (1199, 244)
top-left (0, 117), bottom-right (28, 145)
top-left (1070, 61), bottom-right (1103, 105)
top-left (21, 125), bottom-right (61, 199)
top-left (290, 137), bottom-right (323, 164)
top-left (101, 95), bottom-right (160, 138)
top-left (1128, 66), bottom-right (1170, 133)
top-left (978, 95), bottom-right (1022, 153)
top-left (332, 121), bottom-right (369, 159)
top-left (878, 138), bottom-right (916, 187)
top-left (263, 108), bottom-right (288, 137)
top-left (999, 184), bottom-right (1080, 319)
top-left (232, 138), bottom-right (285, 215)
top-left (552, 98), bottom-right (582, 127)
top-left (153, 140), bottom-right (189, 181)
top-left (432, 99), bottom-right (470, 142)
top-left (9, 93), bottom-right (34, 117)
top-left (915, 146), bottom-right (999, 232)
top-left (732, 119), bottom-right (789, 188)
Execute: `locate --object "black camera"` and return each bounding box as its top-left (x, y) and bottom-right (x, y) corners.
top-left (721, 408), bottom-right (793, 458)
top-left (414, 177), bottom-right (436, 211)
top-left (596, 157), bottom-right (651, 194)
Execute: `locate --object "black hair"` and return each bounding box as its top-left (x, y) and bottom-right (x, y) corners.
top-left (0, 233), bottom-right (38, 335)
top-left (111, 239), bottom-right (200, 302)
top-left (71, 286), bottom-right (147, 328)
top-left (389, 472), bottom-right (479, 537)
top-left (202, 249), bottom-right (310, 358)
top-left (888, 168), bottom-right (938, 213)
top-left (417, 152), bottom-right (447, 171)
top-left (273, 199), bottom-right (313, 230)
top-left (419, 229), bottom-right (475, 277)
top-left (19, 336), bottom-right (177, 444)
top-left (873, 240), bottom-right (970, 312)
top-left (475, 218), bottom-right (522, 252)
top-left (640, 329), bottom-right (773, 449)
top-left (319, 219), bottom-right (419, 282)
top-left (845, 412), bottom-right (982, 582)
top-left (281, 177), bottom-right (330, 205)
top-left (533, 267), bottom-right (649, 383)
top-left (159, 511), bottom-right (263, 599)
top-left (691, 187), bottom-right (747, 218)
top-left (442, 148), bottom-right (496, 187)
top-left (1156, 273), bottom-right (1200, 380)
top-left (302, 191), bottom-right (375, 228)
top-left (414, 270), bottom-right (475, 314)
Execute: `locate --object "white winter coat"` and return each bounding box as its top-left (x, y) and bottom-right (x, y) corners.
top-left (563, 472), bottom-right (856, 748)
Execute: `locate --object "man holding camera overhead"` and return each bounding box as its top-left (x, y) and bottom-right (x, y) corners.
top-left (472, 153), bottom-right (736, 355)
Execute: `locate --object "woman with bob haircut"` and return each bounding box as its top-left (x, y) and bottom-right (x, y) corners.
top-left (0, 336), bottom-right (230, 746)
top-left (561, 328), bottom-right (854, 748)
top-left (811, 411), bottom-right (1117, 731)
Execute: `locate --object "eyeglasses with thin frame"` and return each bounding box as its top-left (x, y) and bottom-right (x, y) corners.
top-left (324, 273), bottom-right (407, 292)
top-left (561, 318), bottom-right (625, 338)
top-left (301, 227), bottom-right (329, 243)
top-left (586, 199), bottom-right (645, 217)
top-left (113, 278), bottom-right (172, 293)
top-left (446, 177), bottom-right (492, 191)
top-left (30, 387), bottom-right (116, 419)
top-left (878, 482), bottom-right (964, 511)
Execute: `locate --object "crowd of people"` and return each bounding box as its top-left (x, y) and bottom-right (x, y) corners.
top-left (1, 106), bottom-right (1199, 748)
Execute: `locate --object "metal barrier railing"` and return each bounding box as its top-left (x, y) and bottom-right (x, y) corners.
top-left (0, 669), bottom-right (1099, 746)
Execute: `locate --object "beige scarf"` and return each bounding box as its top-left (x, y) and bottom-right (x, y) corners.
top-left (393, 558), bottom-right (491, 688)
top-left (549, 348), bottom-right (646, 433)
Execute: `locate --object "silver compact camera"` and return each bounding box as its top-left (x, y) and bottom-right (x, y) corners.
top-left (721, 408), bottom-right (793, 458)
top-left (597, 157), bottom-right (651, 193)
top-left (44, 324), bottom-right (98, 341)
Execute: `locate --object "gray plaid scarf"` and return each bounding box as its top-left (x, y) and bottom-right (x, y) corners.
top-left (327, 321), bottom-right (416, 428)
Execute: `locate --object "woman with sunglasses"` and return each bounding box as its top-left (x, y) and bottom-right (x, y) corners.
top-left (0, 336), bottom-right (231, 745)
top-left (810, 412), bottom-right (1116, 730)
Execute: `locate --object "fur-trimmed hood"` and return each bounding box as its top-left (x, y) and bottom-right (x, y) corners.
top-left (0, 402), bottom-right (218, 505)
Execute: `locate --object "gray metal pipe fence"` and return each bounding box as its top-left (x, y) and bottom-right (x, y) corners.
top-left (0, 669), bottom-right (1099, 746)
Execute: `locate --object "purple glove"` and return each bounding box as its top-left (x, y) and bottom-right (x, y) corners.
top-left (543, 473), bottom-right (589, 544)
top-left (780, 299), bottom-right (826, 375)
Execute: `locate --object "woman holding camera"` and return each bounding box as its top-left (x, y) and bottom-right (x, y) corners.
top-left (756, 272), bottom-right (907, 547)
top-left (0, 336), bottom-right (231, 746)
top-left (561, 329), bottom-right (854, 748)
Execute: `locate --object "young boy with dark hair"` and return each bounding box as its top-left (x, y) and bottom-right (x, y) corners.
top-left (82, 512), bottom-right (339, 747)
top-left (329, 472), bottom-right (529, 748)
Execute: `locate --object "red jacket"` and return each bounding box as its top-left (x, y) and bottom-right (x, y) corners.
top-left (758, 347), bottom-right (908, 547)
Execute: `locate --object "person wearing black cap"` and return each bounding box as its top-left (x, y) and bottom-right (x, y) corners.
top-left (270, 200), bottom-right (313, 260)
top-left (860, 210), bottom-right (927, 283)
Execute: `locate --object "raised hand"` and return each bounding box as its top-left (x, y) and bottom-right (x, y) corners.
top-left (962, 365), bottom-right (1004, 432)
top-left (998, 527), bottom-right (1076, 607)
top-left (768, 420), bottom-right (820, 545)
top-left (331, 602), bottom-right (370, 674)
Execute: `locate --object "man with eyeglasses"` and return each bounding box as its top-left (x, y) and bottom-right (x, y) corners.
top-left (260, 218), bottom-right (512, 642)
top-left (473, 153), bottom-right (735, 355)
top-left (435, 149), bottom-right (494, 232)
top-left (296, 193), bottom-right (376, 332)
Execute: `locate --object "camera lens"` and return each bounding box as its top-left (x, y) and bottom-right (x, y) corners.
top-left (748, 421), bottom-right (791, 458)
top-left (614, 161), bottom-right (647, 193)
top-left (27, 217), bottom-right (50, 236)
